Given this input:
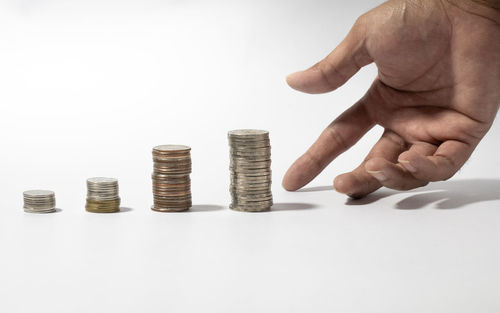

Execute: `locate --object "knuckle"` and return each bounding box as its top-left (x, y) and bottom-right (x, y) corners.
top-left (304, 151), bottom-right (325, 173)
top-left (383, 131), bottom-right (407, 150)
top-left (325, 126), bottom-right (350, 153)
top-left (435, 155), bottom-right (459, 181)
top-left (318, 59), bottom-right (346, 88)
top-left (353, 13), bottom-right (368, 30)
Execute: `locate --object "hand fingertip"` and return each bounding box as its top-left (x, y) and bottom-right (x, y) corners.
top-left (281, 175), bottom-right (297, 191)
top-left (282, 182), bottom-right (297, 192)
top-left (286, 71), bottom-right (302, 87)
top-left (333, 176), bottom-right (346, 194)
top-left (282, 168), bottom-right (305, 191)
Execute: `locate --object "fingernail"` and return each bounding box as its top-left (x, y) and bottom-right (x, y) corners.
top-left (399, 159), bottom-right (416, 173)
top-left (367, 170), bottom-right (387, 181)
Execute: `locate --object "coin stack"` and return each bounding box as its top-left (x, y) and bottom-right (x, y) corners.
top-left (228, 129), bottom-right (273, 212)
top-left (85, 177), bottom-right (121, 213)
top-left (23, 190), bottom-right (56, 213)
top-left (151, 145), bottom-right (192, 212)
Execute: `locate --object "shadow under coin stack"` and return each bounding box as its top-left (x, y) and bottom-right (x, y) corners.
top-left (23, 190), bottom-right (56, 213)
top-left (85, 177), bottom-right (120, 213)
top-left (228, 129), bottom-right (273, 212)
top-left (151, 145), bottom-right (192, 212)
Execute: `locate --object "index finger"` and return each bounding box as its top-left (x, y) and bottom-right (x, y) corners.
top-left (282, 100), bottom-right (374, 191)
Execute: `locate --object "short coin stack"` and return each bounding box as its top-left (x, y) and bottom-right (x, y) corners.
top-left (85, 177), bottom-right (121, 213)
top-left (23, 190), bottom-right (56, 213)
top-left (228, 129), bottom-right (273, 212)
top-left (151, 145), bottom-right (192, 212)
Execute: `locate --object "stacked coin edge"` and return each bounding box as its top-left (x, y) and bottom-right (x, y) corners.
top-left (151, 145), bottom-right (192, 212)
top-left (228, 129), bottom-right (273, 212)
top-left (23, 190), bottom-right (56, 213)
top-left (85, 177), bottom-right (121, 213)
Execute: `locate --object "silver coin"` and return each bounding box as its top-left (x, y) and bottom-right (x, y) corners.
top-left (87, 177), bottom-right (118, 184)
top-left (153, 144), bottom-right (191, 152)
top-left (228, 129), bottom-right (273, 212)
top-left (229, 136), bottom-right (270, 142)
top-left (231, 176), bottom-right (272, 181)
top-left (23, 190), bottom-right (55, 198)
top-left (24, 207), bottom-right (57, 213)
top-left (229, 203), bottom-right (271, 212)
top-left (228, 129), bottom-right (269, 137)
top-left (23, 190), bottom-right (56, 213)
top-left (232, 200), bottom-right (273, 207)
top-left (86, 177), bottom-right (121, 208)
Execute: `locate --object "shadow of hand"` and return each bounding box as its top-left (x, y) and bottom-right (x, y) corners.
top-left (396, 179), bottom-right (500, 209)
top-left (345, 179), bottom-right (500, 210)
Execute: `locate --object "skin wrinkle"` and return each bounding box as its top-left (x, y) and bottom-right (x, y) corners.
top-left (444, 2), bottom-right (499, 122)
top-left (394, 55), bottom-right (445, 89)
top-left (376, 80), bottom-right (490, 126)
top-left (434, 153), bottom-right (459, 179)
top-left (325, 124), bottom-right (351, 156)
top-left (371, 3), bottom-right (454, 89)
top-left (353, 16), bottom-right (370, 56)
top-left (358, 99), bottom-right (375, 127)
top-left (446, 0), bottom-right (500, 24)
top-left (397, 36), bottom-right (453, 90)
top-left (471, 0), bottom-right (500, 10)
top-left (320, 60), bottom-right (347, 89)
top-left (426, 60), bottom-right (446, 90)
top-left (363, 80), bottom-right (386, 112)
top-left (304, 152), bottom-right (324, 175)
top-left (385, 131), bottom-right (408, 150)
top-left (350, 47), bottom-right (365, 73)
top-left (386, 12), bottom-right (452, 89)
top-left (401, 2), bottom-right (408, 23)
top-left (440, 0), bottom-right (455, 27)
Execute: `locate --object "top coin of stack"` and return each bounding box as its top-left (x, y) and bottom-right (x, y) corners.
top-left (228, 129), bottom-right (273, 212)
top-left (151, 145), bottom-right (192, 212)
top-left (85, 177), bottom-right (121, 213)
top-left (23, 190), bottom-right (56, 213)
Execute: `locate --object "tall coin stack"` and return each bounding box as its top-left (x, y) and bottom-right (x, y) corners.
top-left (228, 129), bottom-right (273, 212)
top-left (85, 177), bottom-right (121, 213)
top-left (23, 190), bottom-right (56, 213)
top-left (151, 145), bottom-right (192, 212)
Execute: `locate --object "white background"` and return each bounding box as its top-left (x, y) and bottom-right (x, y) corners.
top-left (0, 0), bottom-right (499, 312)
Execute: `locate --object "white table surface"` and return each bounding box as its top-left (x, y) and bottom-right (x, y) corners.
top-left (0, 0), bottom-right (499, 312)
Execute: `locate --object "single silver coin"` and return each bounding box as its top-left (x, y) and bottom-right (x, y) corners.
top-left (228, 129), bottom-right (269, 137)
top-left (87, 177), bottom-right (118, 184)
top-left (153, 144), bottom-right (191, 152)
top-left (23, 190), bottom-right (55, 198)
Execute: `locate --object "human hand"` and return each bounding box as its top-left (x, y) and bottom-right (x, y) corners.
top-left (282, 0), bottom-right (500, 198)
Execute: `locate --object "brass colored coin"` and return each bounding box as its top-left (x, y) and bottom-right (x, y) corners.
top-left (86, 206), bottom-right (120, 213)
top-left (151, 206), bottom-right (190, 212)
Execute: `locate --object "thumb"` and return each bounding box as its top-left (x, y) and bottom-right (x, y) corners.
top-left (287, 18), bottom-right (372, 94)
